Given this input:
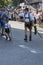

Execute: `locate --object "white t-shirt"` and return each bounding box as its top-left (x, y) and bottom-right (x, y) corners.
top-left (5, 23), bottom-right (11, 29)
top-left (18, 12), bottom-right (24, 17)
top-left (34, 13), bottom-right (40, 20)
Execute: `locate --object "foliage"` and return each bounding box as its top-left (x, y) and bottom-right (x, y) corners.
top-left (12, 0), bottom-right (24, 7)
top-left (0, 0), bottom-right (12, 8)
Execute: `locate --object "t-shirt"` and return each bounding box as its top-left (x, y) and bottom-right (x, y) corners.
top-left (34, 13), bottom-right (39, 20)
top-left (5, 23), bottom-right (11, 29)
top-left (18, 12), bottom-right (24, 17)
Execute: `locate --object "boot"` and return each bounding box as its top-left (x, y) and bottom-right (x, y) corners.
top-left (24, 35), bottom-right (27, 41)
top-left (29, 36), bottom-right (32, 41)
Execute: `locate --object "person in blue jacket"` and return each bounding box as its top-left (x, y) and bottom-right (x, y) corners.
top-left (1, 9), bottom-right (8, 36)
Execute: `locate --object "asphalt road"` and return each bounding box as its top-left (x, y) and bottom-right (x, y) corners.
top-left (0, 21), bottom-right (43, 65)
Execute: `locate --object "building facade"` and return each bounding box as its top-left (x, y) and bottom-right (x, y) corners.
top-left (25, 0), bottom-right (42, 10)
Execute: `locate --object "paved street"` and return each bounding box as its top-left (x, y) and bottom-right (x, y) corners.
top-left (0, 21), bottom-right (43, 65)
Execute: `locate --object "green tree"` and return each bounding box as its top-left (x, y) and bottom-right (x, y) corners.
top-left (12, 0), bottom-right (24, 7)
top-left (0, 0), bottom-right (12, 8)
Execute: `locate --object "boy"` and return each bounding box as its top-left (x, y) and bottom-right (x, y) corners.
top-left (5, 21), bottom-right (11, 41)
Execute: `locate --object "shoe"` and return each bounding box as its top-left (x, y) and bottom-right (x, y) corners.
top-left (29, 36), bottom-right (32, 41)
top-left (34, 32), bottom-right (37, 35)
top-left (24, 38), bottom-right (27, 41)
top-left (24, 35), bottom-right (27, 41)
top-left (1, 34), bottom-right (4, 36)
top-left (9, 38), bottom-right (11, 41)
top-left (6, 36), bottom-right (8, 40)
top-left (29, 39), bottom-right (32, 41)
top-left (2, 35), bottom-right (6, 39)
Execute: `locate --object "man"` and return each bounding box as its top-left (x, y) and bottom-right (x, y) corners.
top-left (24, 8), bottom-right (34, 41)
top-left (1, 9), bottom-right (8, 36)
top-left (5, 20), bottom-right (11, 41)
top-left (34, 11), bottom-right (39, 35)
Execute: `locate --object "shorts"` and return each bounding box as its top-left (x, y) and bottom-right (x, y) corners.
top-left (5, 28), bottom-right (10, 34)
top-left (41, 19), bottom-right (43, 22)
top-left (20, 16), bottom-right (23, 19)
top-left (25, 22), bottom-right (33, 29)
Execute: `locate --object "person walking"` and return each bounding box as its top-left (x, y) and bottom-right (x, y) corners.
top-left (1, 9), bottom-right (8, 36)
top-left (34, 11), bottom-right (39, 35)
top-left (24, 8), bottom-right (34, 41)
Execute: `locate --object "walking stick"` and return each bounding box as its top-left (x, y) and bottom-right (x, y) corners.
top-left (37, 31), bottom-right (42, 38)
top-left (34, 24), bottom-right (43, 38)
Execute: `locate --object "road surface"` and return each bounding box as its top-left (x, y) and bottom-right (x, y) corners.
top-left (0, 21), bottom-right (43, 65)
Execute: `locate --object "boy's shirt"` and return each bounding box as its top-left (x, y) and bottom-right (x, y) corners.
top-left (5, 23), bottom-right (11, 29)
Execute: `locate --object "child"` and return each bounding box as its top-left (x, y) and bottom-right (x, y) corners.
top-left (5, 21), bottom-right (11, 41)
